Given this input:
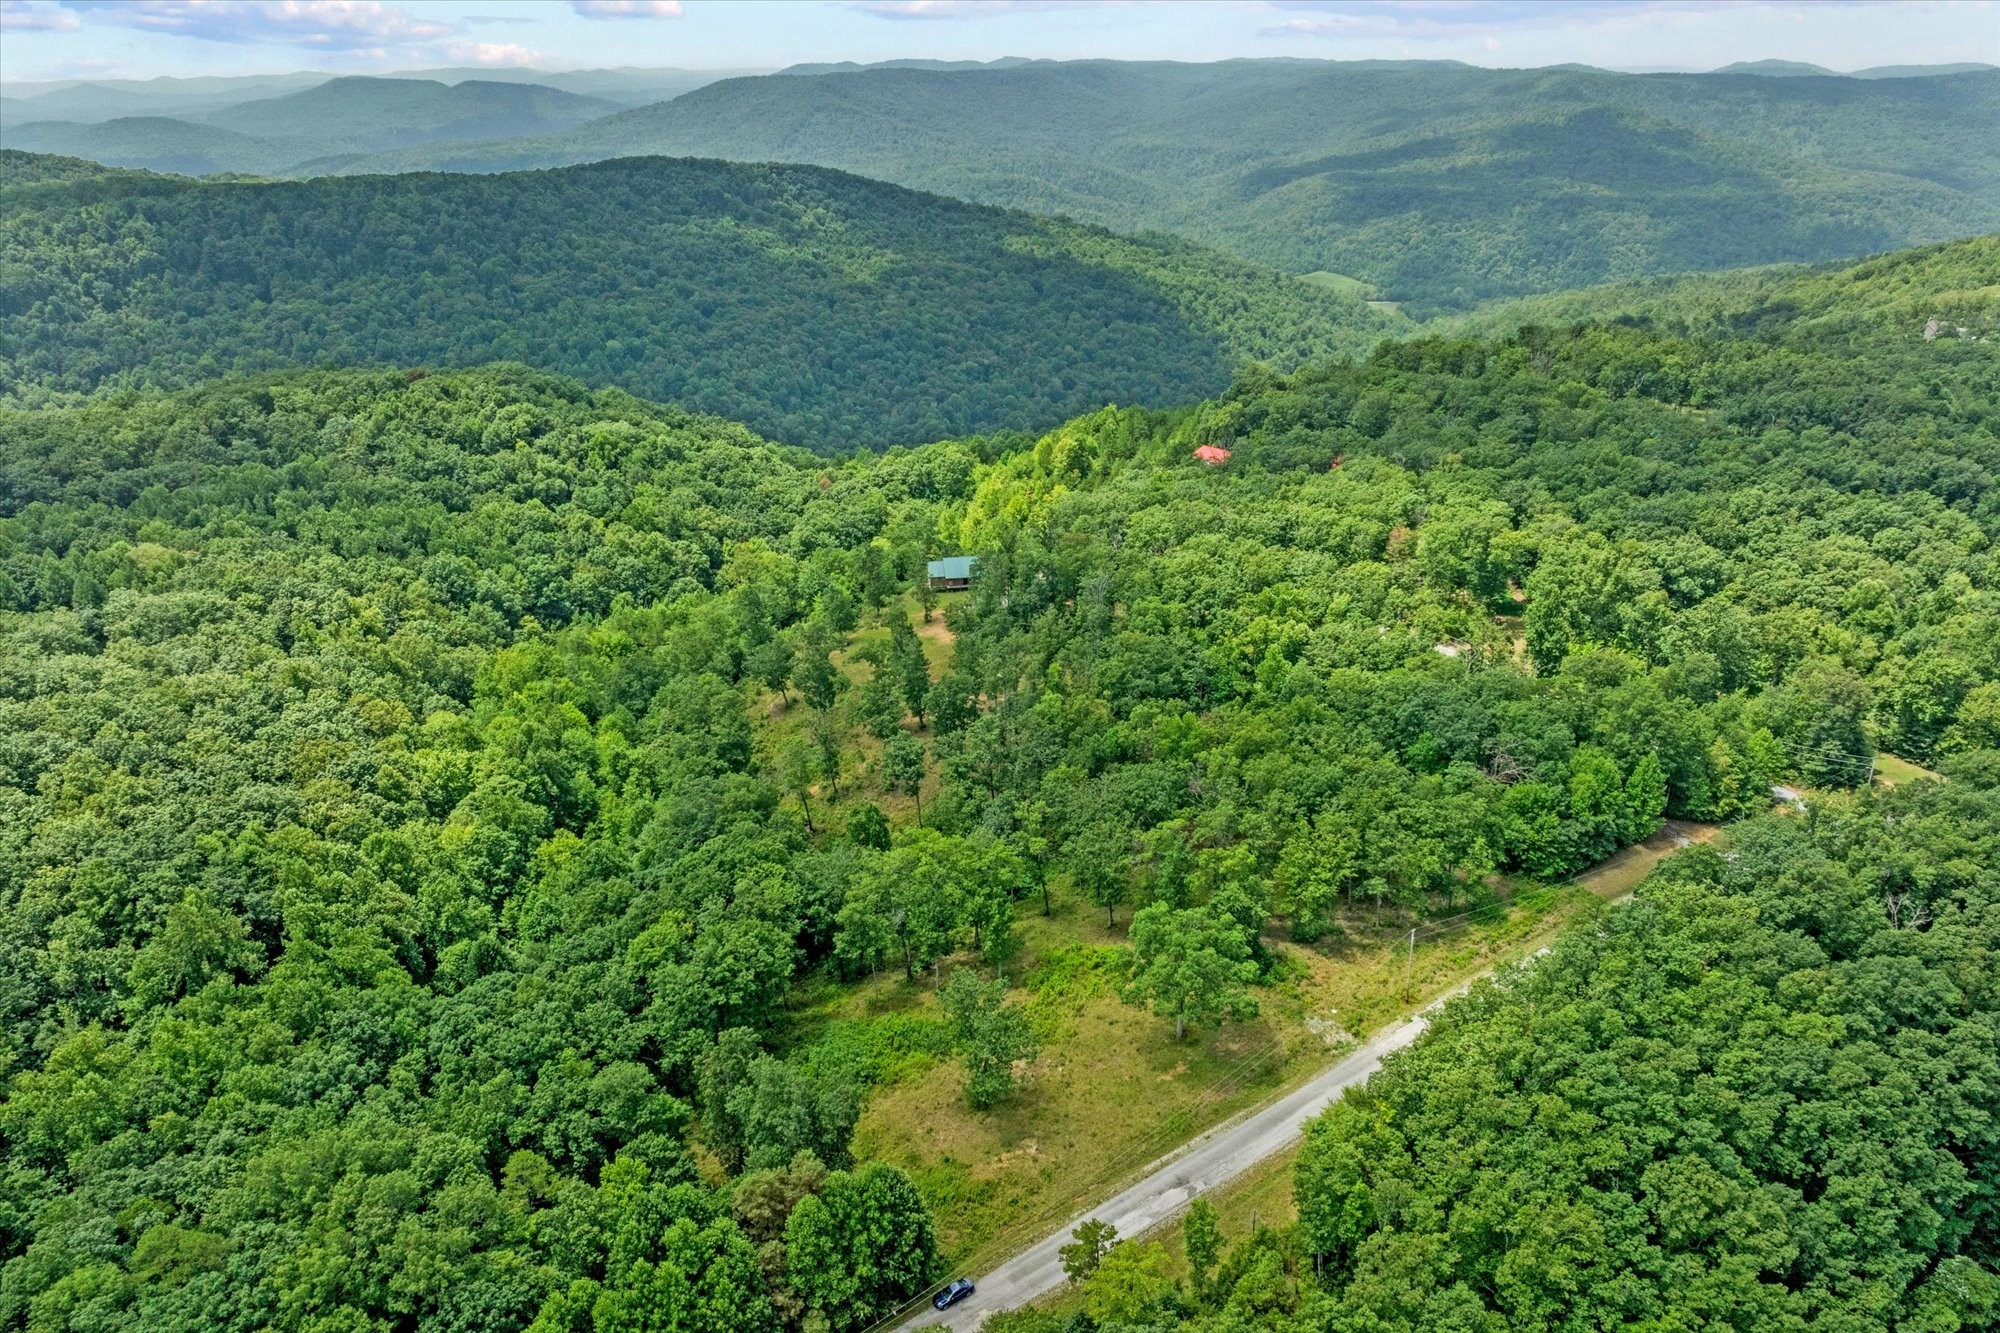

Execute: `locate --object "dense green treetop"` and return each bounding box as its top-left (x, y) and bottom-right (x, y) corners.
top-left (0, 150), bottom-right (1399, 448)
top-left (1288, 784), bottom-right (2000, 1330)
top-left (0, 366), bottom-right (940, 1332)
top-left (0, 149), bottom-right (149, 187)
top-left (1442, 232), bottom-right (2000, 348)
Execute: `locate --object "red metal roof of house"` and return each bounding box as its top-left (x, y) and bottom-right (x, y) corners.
top-left (1193, 445), bottom-right (1232, 465)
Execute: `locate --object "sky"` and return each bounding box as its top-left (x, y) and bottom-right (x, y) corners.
top-left (1, 0), bottom-right (1995, 85)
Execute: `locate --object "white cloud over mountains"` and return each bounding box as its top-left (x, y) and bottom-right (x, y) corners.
top-left (64, 1), bottom-right (452, 48)
top-left (0, 0), bottom-right (80, 30)
top-left (852, 0), bottom-right (1121, 18)
top-left (37, 0), bottom-right (544, 64)
top-left (570, 1), bottom-right (684, 18)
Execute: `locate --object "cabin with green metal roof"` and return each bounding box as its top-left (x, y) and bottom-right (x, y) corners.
top-left (926, 556), bottom-right (977, 592)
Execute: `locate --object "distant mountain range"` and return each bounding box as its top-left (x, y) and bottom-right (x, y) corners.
top-left (0, 65), bottom-right (762, 116)
top-left (0, 74), bottom-right (331, 126)
top-left (1710, 59), bottom-right (1998, 78)
top-left (204, 75), bottom-right (621, 142)
top-left (295, 59), bottom-right (2000, 312)
top-left (775, 58), bottom-right (1039, 76)
top-left (0, 116), bottom-right (285, 178)
top-left (4, 58), bottom-right (1995, 313)
top-left (2, 76), bottom-right (626, 176)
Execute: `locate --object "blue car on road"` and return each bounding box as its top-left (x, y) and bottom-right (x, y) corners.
top-left (933, 1278), bottom-right (976, 1310)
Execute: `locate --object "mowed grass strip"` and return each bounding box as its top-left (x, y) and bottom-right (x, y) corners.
top-left (1871, 751), bottom-right (1941, 788)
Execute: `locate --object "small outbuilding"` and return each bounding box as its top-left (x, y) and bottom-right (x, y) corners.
top-left (927, 556), bottom-right (977, 592)
top-left (1193, 445), bottom-right (1233, 466)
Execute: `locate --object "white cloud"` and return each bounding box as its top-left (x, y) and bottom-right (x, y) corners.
top-left (61, 1), bottom-right (454, 49)
top-left (1254, 1), bottom-right (1842, 43)
top-left (0, 0), bottom-right (80, 29)
top-left (569, 0), bottom-right (684, 18)
top-left (44, 1), bottom-right (545, 65)
top-left (853, 0), bottom-right (1116, 19)
top-left (440, 39), bottom-right (543, 65)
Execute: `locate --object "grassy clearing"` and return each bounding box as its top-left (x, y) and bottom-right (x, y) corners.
top-left (979, 818), bottom-right (1729, 1314)
top-left (1576, 819), bottom-right (1719, 900)
top-left (849, 820), bottom-right (1723, 1270)
top-left (1277, 890), bottom-right (1581, 1040)
top-left (749, 592), bottom-right (954, 833)
top-left (853, 889), bottom-right (1307, 1266)
top-left (912, 594), bottom-right (961, 672)
top-left (1298, 271), bottom-right (1378, 299)
top-left (1872, 751), bottom-right (1940, 787)
top-left (1776, 750), bottom-right (1938, 808)
top-left (1269, 822), bottom-right (1716, 1043)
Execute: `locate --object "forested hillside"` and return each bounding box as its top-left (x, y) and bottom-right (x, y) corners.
top-left (207, 76), bottom-right (618, 146)
top-left (2, 234), bottom-right (1996, 1330)
top-left (999, 779), bottom-right (2000, 1333)
top-left (0, 74), bottom-right (330, 128)
top-left (0, 150), bottom-right (1401, 448)
top-left (1442, 233), bottom-right (2000, 346)
top-left (315, 59), bottom-right (2000, 311)
top-left (0, 150), bottom-right (146, 187)
top-left (1283, 788), bottom-right (2000, 1330)
top-left (1, 118), bottom-right (293, 178)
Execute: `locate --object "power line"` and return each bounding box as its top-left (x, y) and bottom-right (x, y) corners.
top-left (1777, 739), bottom-right (1878, 766)
top-left (1780, 740), bottom-right (1876, 760)
top-left (1784, 740), bottom-right (1872, 764)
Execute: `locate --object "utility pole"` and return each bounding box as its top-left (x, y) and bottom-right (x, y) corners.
top-left (1404, 927), bottom-right (1416, 1001)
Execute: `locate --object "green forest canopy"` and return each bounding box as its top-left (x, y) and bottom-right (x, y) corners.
top-left (308, 59), bottom-right (2000, 311)
top-left (2, 231), bottom-right (1997, 1330)
top-left (0, 150), bottom-right (1402, 450)
top-left (1289, 789), bottom-right (2000, 1330)
top-left (1439, 233), bottom-right (2000, 346)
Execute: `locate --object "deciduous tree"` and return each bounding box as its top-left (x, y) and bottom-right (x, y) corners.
top-left (1061, 1219), bottom-right (1118, 1285)
top-left (1125, 904), bottom-right (1259, 1041)
top-left (940, 969), bottom-right (1038, 1109)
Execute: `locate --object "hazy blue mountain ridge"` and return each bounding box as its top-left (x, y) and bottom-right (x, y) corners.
top-left (298, 60), bottom-right (2000, 311)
